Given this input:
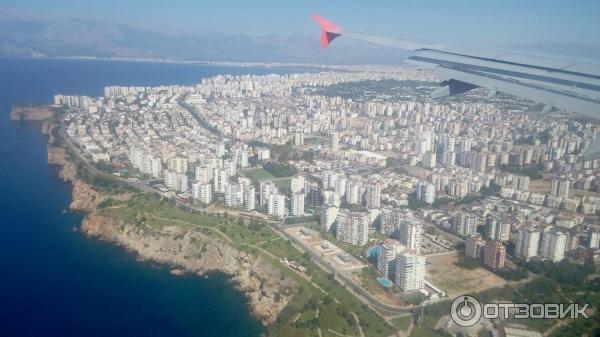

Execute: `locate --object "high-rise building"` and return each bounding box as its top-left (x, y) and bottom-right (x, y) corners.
top-left (212, 168), bottom-right (229, 193)
top-left (377, 239), bottom-right (403, 279)
top-left (164, 170), bottom-right (188, 192)
top-left (590, 230), bottom-right (600, 249)
top-left (243, 185), bottom-right (256, 211)
top-left (512, 175), bottom-right (530, 192)
top-left (320, 205), bottom-right (339, 231)
top-left (515, 227), bottom-right (540, 261)
top-left (551, 178), bottom-right (570, 198)
top-left (290, 192), bottom-right (305, 217)
top-left (465, 236), bottom-right (485, 259)
top-left (486, 215), bottom-right (510, 242)
top-left (294, 132), bottom-right (304, 146)
top-left (291, 176), bottom-right (305, 194)
top-left (396, 220), bottom-right (423, 254)
top-left (258, 148), bottom-right (270, 161)
top-left (417, 182), bottom-right (436, 204)
top-left (167, 157), bottom-right (188, 174)
top-left (234, 148), bottom-right (249, 169)
top-left (378, 208), bottom-right (399, 235)
top-left (195, 166), bottom-right (209, 184)
top-left (192, 182), bottom-right (212, 204)
top-left (345, 181), bottom-right (362, 205)
top-left (442, 151), bottom-right (456, 167)
top-left (129, 148), bottom-right (162, 178)
top-left (259, 181), bottom-right (276, 206)
top-left (335, 210), bottom-right (369, 246)
top-left (539, 227), bottom-right (567, 263)
top-left (394, 253), bottom-right (426, 291)
top-left (330, 131), bottom-right (340, 151)
top-left (334, 177), bottom-right (347, 197)
top-left (483, 241), bottom-right (506, 270)
top-left (422, 152), bottom-right (436, 169)
top-left (322, 190), bottom-right (341, 207)
top-left (225, 183), bottom-right (243, 208)
top-left (267, 193), bottom-right (286, 218)
top-left (365, 183), bottom-right (382, 209)
top-left (452, 212), bottom-right (476, 237)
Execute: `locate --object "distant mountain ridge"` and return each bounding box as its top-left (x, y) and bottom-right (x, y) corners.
top-left (2, 12), bottom-right (598, 65)
top-left (0, 12), bottom-right (410, 64)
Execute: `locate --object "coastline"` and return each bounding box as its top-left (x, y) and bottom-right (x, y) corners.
top-left (41, 114), bottom-right (298, 327)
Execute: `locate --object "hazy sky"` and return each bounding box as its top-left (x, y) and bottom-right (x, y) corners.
top-left (2, 0), bottom-right (600, 48)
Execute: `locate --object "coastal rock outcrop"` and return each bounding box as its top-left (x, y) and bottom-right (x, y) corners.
top-left (10, 105), bottom-right (55, 121)
top-left (46, 129), bottom-right (296, 326)
top-left (47, 145), bottom-right (105, 211)
top-left (82, 213), bottom-right (297, 325)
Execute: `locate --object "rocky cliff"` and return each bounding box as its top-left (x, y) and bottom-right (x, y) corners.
top-left (10, 105), bottom-right (55, 121)
top-left (47, 145), bottom-right (106, 211)
top-left (46, 140), bottom-right (297, 325)
top-left (82, 213), bottom-right (297, 325)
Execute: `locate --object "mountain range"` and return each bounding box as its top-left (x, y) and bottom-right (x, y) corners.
top-left (0, 12), bottom-right (411, 64)
top-left (1, 12), bottom-right (598, 65)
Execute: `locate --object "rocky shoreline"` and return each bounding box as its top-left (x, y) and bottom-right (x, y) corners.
top-left (81, 213), bottom-right (297, 325)
top-left (45, 123), bottom-right (297, 326)
top-left (10, 105), bottom-right (56, 121)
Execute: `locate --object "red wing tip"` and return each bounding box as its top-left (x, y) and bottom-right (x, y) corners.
top-left (311, 13), bottom-right (342, 33)
top-left (312, 13), bottom-right (342, 48)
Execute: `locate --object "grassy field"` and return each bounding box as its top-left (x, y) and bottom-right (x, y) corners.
top-left (240, 168), bottom-right (292, 193)
top-left (240, 168), bottom-right (275, 181)
top-left (101, 193), bottom-right (396, 337)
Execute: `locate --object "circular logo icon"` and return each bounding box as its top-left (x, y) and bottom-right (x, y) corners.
top-left (450, 295), bottom-right (482, 327)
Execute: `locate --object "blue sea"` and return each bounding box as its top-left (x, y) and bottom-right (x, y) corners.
top-left (0, 58), bottom-right (299, 337)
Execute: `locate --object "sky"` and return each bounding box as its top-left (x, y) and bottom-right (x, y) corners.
top-left (2, 0), bottom-right (600, 48)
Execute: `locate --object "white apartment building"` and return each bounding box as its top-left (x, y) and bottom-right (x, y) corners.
top-left (290, 192), bottom-right (305, 217)
top-left (320, 205), bottom-right (339, 231)
top-left (129, 148), bottom-right (162, 178)
top-left (365, 183), bottom-right (382, 209)
top-left (417, 182), bottom-right (436, 204)
top-left (195, 166), bottom-right (209, 184)
top-left (452, 212), bottom-right (476, 237)
top-left (167, 157), bottom-right (188, 174)
top-left (322, 190), bottom-right (341, 207)
top-left (257, 148), bottom-right (270, 161)
top-left (539, 227), bottom-right (567, 263)
top-left (212, 168), bottom-right (229, 193)
top-left (267, 193), bottom-right (286, 218)
top-left (335, 210), bottom-right (369, 246)
top-left (377, 239), bottom-right (404, 279)
top-left (225, 183), bottom-right (243, 208)
top-left (551, 178), bottom-right (570, 198)
top-left (259, 181), bottom-right (276, 206)
top-left (192, 182), bottom-right (212, 204)
top-left (590, 230), bottom-right (600, 249)
top-left (164, 170), bottom-right (188, 192)
top-left (486, 216), bottom-right (510, 242)
top-left (291, 176), bottom-right (305, 194)
top-left (243, 185), bottom-right (256, 211)
top-left (345, 181), bottom-right (362, 205)
top-left (395, 253), bottom-right (426, 291)
top-left (396, 220), bottom-right (423, 254)
top-left (515, 227), bottom-right (541, 261)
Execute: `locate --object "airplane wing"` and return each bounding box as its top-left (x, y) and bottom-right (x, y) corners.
top-left (312, 14), bottom-right (600, 159)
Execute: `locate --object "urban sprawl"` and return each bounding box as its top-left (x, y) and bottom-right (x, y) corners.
top-left (54, 67), bottom-right (600, 329)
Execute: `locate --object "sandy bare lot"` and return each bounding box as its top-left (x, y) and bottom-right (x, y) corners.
top-left (426, 253), bottom-right (507, 298)
top-left (529, 179), bottom-right (551, 194)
